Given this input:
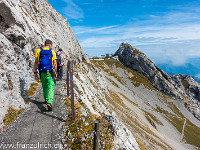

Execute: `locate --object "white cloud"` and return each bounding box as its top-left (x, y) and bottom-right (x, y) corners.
top-left (62, 0), bottom-right (84, 19)
top-left (72, 8), bottom-right (200, 66)
top-left (73, 25), bottom-right (118, 34)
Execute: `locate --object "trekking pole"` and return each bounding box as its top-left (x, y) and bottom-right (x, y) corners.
top-left (66, 60), bottom-right (70, 97)
top-left (70, 63), bottom-right (75, 121)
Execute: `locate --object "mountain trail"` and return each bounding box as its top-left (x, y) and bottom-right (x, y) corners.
top-left (0, 72), bottom-right (68, 149)
top-left (181, 118), bottom-right (187, 142)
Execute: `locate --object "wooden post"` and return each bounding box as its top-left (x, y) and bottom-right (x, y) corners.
top-left (70, 64), bottom-right (75, 121)
top-left (93, 121), bottom-right (100, 150)
top-left (66, 60), bottom-right (70, 97)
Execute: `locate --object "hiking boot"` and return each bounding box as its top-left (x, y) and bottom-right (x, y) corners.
top-left (46, 103), bottom-right (52, 111)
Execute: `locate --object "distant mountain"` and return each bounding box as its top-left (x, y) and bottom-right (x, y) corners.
top-left (157, 63), bottom-right (200, 77)
top-left (192, 76), bottom-right (200, 83)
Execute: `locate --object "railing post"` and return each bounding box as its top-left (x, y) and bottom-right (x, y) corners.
top-left (93, 121), bottom-right (100, 150)
top-left (70, 63), bottom-right (75, 121)
top-left (66, 60), bottom-right (70, 97)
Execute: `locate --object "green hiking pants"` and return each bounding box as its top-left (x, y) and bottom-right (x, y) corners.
top-left (41, 72), bottom-right (55, 104)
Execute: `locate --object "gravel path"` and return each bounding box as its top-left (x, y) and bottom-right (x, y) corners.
top-left (0, 74), bottom-right (68, 150)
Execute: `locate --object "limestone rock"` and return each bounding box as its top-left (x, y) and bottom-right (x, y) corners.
top-left (0, 0), bottom-right (88, 128)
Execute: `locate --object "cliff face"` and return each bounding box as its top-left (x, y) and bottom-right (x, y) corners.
top-left (0, 0), bottom-right (88, 127)
top-left (115, 43), bottom-right (200, 120)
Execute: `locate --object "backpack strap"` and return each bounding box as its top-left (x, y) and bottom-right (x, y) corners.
top-left (40, 47), bottom-right (43, 52)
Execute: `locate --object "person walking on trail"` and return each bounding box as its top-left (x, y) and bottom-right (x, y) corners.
top-left (56, 48), bottom-right (68, 80)
top-left (33, 39), bottom-right (57, 111)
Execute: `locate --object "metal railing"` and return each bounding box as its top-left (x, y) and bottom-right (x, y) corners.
top-left (66, 60), bottom-right (102, 150)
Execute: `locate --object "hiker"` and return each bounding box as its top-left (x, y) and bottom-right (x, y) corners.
top-left (56, 48), bottom-right (68, 80)
top-left (33, 39), bottom-right (57, 111)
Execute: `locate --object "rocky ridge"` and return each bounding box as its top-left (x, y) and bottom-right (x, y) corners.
top-left (0, 0), bottom-right (88, 128)
top-left (72, 53), bottom-right (200, 149)
top-left (115, 43), bottom-right (200, 120)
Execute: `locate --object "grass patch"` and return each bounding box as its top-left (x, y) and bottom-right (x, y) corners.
top-left (168, 117), bottom-right (184, 133)
top-left (167, 102), bottom-right (185, 118)
top-left (181, 80), bottom-right (190, 89)
top-left (135, 138), bottom-right (146, 150)
top-left (105, 76), bottom-right (119, 88)
top-left (64, 97), bottom-right (114, 149)
top-left (92, 58), bottom-right (156, 89)
top-left (184, 120), bottom-right (200, 148)
top-left (74, 72), bottom-right (83, 83)
top-left (24, 100), bottom-right (30, 104)
top-left (88, 77), bottom-right (98, 89)
top-left (3, 107), bottom-right (25, 129)
top-left (91, 59), bottom-right (124, 85)
top-left (121, 43), bottom-right (144, 56)
top-left (25, 82), bottom-right (39, 96)
top-left (92, 104), bottom-right (97, 110)
top-left (133, 49), bottom-right (145, 56)
top-left (154, 105), bottom-right (184, 133)
top-left (8, 80), bottom-right (14, 90)
top-left (154, 105), bottom-right (170, 115)
top-left (90, 60), bottom-right (105, 70)
top-left (118, 92), bottom-right (138, 107)
top-left (33, 5), bottom-right (39, 13)
top-left (127, 67), bottom-right (155, 89)
top-left (143, 110), bottom-right (163, 126)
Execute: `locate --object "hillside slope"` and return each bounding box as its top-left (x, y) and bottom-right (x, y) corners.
top-left (72, 57), bottom-right (200, 149)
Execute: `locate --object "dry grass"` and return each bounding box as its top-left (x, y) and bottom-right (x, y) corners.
top-left (92, 104), bottom-right (97, 110)
top-left (8, 80), bottom-right (14, 90)
top-left (3, 107), bottom-right (25, 129)
top-left (105, 76), bottom-right (119, 88)
top-left (133, 49), bottom-right (145, 56)
top-left (118, 92), bottom-right (138, 107)
top-left (184, 119), bottom-right (200, 148)
top-left (24, 100), bottom-right (30, 104)
top-left (91, 59), bottom-right (124, 85)
top-left (143, 110), bottom-right (163, 126)
top-left (135, 138), bottom-right (146, 150)
top-left (64, 97), bottom-right (114, 150)
top-left (92, 59), bottom-right (156, 89)
top-left (25, 82), bottom-right (39, 96)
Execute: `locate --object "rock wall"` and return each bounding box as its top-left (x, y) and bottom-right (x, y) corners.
top-left (0, 0), bottom-right (88, 128)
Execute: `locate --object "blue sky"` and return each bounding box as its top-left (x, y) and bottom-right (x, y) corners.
top-left (48, 0), bottom-right (200, 67)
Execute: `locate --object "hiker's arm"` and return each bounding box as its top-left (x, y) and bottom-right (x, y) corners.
top-left (63, 54), bottom-right (68, 60)
top-left (53, 60), bottom-right (57, 78)
top-left (65, 56), bottom-right (68, 60)
top-left (33, 57), bottom-right (38, 80)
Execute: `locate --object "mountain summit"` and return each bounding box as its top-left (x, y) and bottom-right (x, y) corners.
top-left (115, 43), bottom-right (200, 120)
